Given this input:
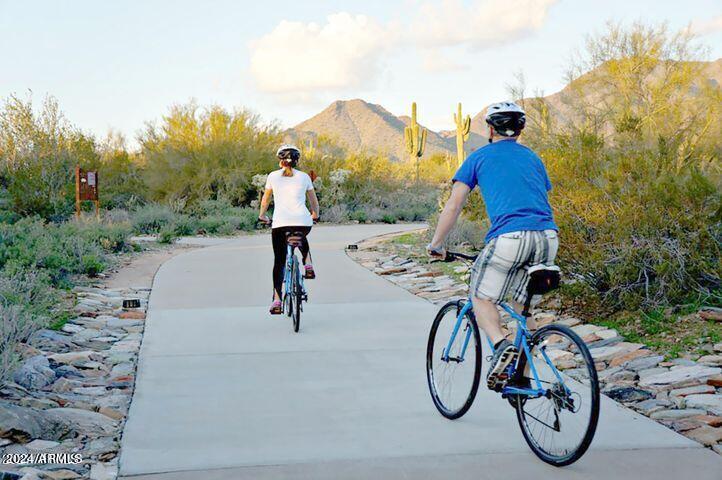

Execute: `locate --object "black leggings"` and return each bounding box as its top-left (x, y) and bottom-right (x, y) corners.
top-left (272, 226), bottom-right (312, 299)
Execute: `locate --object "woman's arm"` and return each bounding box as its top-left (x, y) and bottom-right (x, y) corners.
top-left (259, 188), bottom-right (272, 223)
top-left (306, 189), bottom-right (320, 221)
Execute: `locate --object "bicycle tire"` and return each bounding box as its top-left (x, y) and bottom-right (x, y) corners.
top-left (426, 301), bottom-right (482, 419)
top-left (515, 323), bottom-right (600, 466)
top-left (291, 257), bottom-right (301, 332)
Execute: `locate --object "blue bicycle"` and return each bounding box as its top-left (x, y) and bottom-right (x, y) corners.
top-left (283, 231), bottom-right (308, 332)
top-left (426, 251), bottom-right (600, 466)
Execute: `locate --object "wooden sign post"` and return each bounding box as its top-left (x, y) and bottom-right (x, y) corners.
top-left (75, 166), bottom-right (99, 219)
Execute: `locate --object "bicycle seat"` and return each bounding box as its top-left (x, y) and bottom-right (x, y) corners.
top-left (526, 265), bottom-right (561, 296)
top-left (285, 231), bottom-right (305, 247)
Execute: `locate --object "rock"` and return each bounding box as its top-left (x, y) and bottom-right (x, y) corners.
top-left (638, 367), bottom-right (669, 381)
top-left (638, 365), bottom-right (722, 387)
top-left (44, 408), bottom-right (117, 437)
top-left (71, 329), bottom-right (103, 342)
top-left (634, 399), bottom-right (670, 415)
top-left (698, 307), bottom-right (722, 322)
top-left (572, 324), bottom-right (604, 337)
top-left (18, 397), bottom-right (59, 410)
top-left (670, 384), bottom-right (716, 397)
top-left (698, 355), bottom-right (722, 366)
top-left (45, 470), bottom-right (81, 479)
top-left (586, 336), bottom-right (625, 349)
top-left (609, 349), bottom-right (653, 368)
top-left (25, 439), bottom-right (60, 451)
top-left (106, 317), bottom-right (143, 329)
top-left (596, 329), bottom-right (619, 340)
top-left (606, 370), bottom-right (637, 383)
top-left (590, 345), bottom-right (626, 362)
top-left (378, 267), bottom-right (408, 275)
top-left (605, 387), bottom-right (653, 403)
top-left (110, 363), bottom-right (133, 377)
top-left (48, 351), bottom-right (102, 367)
top-left (598, 366), bottom-right (623, 382)
top-left (650, 408), bottom-right (707, 420)
top-left (685, 426), bottom-right (722, 446)
top-left (707, 375), bottom-right (722, 387)
top-left (90, 462), bottom-right (117, 480)
top-left (71, 387), bottom-right (107, 397)
top-left (0, 402), bottom-right (68, 442)
top-left (13, 356), bottom-right (56, 389)
top-left (51, 378), bottom-right (84, 394)
top-left (98, 407), bottom-right (123, 421)
top-left (714, 342), bottom-right (722, 353)
top-left (61, 323), bottom-right (84, 334)
top-left (53, 365), bottom-right (84, 380)
top-left (26, 330), bottom-right (77, 354)
top-left (672, 358), bottom-right (697, 367)
top-left (82, 436), bottom-right (118, 458)
top-left (685, 394), bottom-right (722, 415)
top-left (691, 414), bottom-right (722, 427)
top-left (624, 355), bottom-right (664, 372)
top-left (556, 317), bottom-right (582, 327)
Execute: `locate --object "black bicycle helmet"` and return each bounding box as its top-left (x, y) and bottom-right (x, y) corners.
top-left (485, 102), bottom-right (526, 137)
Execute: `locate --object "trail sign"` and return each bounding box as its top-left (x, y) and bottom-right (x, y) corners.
top-left (75, 166), bottom-right (99, 218)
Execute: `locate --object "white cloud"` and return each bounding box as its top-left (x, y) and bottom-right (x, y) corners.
top-left (412, 0), bottom-right (557, 48)
top-left (691, 15), bottom-right (722, 35)
top-left (249, 13), bottom-right (393, 95)
top-left (249, 2), bottom-right (557, 96)
top-left (421, 48), bottom-right (467, 72)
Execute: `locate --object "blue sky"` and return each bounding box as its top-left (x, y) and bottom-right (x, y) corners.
top-left (1, 0), bottom-right (721, 146)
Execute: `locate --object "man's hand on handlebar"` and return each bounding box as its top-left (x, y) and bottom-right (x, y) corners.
top-left (426, 243), bottom-right (446, 259)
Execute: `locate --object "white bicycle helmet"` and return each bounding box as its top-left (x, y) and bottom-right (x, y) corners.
top-left (485, 102), bottom-right (526, 137)
top-left (276, 144), bottom-right (301, 161)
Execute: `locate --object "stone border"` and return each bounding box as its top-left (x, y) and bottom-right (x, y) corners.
top-left (346, 232), bottom-right (722, 455)
top-left (0, 243), bottom-right (198, 480)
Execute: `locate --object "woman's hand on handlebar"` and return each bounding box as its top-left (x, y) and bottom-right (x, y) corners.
top-left (311, 211), bottom-right (319, 223)
top-left (258, 214), bottom-right (271, 225)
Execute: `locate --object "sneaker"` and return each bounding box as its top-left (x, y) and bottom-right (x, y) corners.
top-left (486, 339), bottom-right (519, 390)
top-left (269, 300), bottom-right (282, 315)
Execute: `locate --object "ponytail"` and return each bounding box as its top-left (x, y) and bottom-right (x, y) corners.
top-left (281, 159), bottom-right (297, 177)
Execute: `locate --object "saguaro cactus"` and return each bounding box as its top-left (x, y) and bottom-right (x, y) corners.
top-left (454, 102), bottom-right (471, 166)
top-left (404, 102), bottom-right (427, 182)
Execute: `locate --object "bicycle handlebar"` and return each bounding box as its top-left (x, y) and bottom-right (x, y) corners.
top-left (430, 250), bottom-right (478, 263)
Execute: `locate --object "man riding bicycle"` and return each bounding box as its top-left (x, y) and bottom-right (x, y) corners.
top-left (427, 101), bottom-right (558, 390)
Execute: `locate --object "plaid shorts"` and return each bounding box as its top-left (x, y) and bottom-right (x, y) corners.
top-left (469, 230), bottom-right (559, 305)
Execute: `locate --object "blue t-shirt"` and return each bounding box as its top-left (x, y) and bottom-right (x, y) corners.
top-left (453, 139), bottom-right (557, 242)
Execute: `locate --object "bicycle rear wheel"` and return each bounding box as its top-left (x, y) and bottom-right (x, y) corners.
top-left (426, 301), bottom-right (482, 419)
top-left (515, 324), bottom-right (600, 466)
top-left (291, 257), bottom-right (301, 332)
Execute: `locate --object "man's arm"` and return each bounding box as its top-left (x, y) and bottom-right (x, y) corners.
top-left (428, 182), bottom-right (471, 255)
top-left (306, 188), bottom-right (320, 220)
top-left (258, 188), bottom-right (272, 222)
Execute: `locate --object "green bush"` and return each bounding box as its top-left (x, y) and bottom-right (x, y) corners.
top-left (131, 204), bottom-right (177, 234)
top-left (349, 210), bottom-right (368, 223)
top-left (157, 224), bottom-right (178, 244)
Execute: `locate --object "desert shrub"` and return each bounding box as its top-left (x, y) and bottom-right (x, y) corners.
top-left (0, 305), bottom-right (43, 381)
top-left (140, 102), bottom-right (281, 206)
top-left (157, 224), bottom-right (178, 244)
top-left (0, 95), bottom-right (97, 220)
top-left (458, 22), bottom-right (722, 312)
top-left (322, 204), bottom-right (349, 223)
top-left (131, 204), bottom-right (177, 234)
top-left (349, 210), bottom-right (368, 223)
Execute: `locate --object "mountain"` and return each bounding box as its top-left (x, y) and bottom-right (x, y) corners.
top-left (290, 99), bottom-right (482, 162)
top-left (289, 59), bottom-right (721, 161)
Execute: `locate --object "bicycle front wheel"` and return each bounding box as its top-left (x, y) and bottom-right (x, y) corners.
top-left (426, 301), bottom-right (482, 419)
top-left (291, 258), bottom-right (301, 332)
top-left (515, 324), bottom-right (600, 466)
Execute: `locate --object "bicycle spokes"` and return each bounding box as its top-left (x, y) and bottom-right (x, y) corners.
top-left (514, 325), bottom-right (600, 466)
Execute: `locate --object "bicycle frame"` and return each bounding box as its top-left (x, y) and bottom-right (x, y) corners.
top-left (443, 299), bottom-right (567, 399)
top-left (283, 244), bottom-right (304, 296)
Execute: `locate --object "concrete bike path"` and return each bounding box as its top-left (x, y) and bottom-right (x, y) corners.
top-left (119, 224), bottom-right (722, 479)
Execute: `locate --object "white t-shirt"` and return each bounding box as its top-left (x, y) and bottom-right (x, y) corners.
top-left (265, 169), bottom-right (314, 229)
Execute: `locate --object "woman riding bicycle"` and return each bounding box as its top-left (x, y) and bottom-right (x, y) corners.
top-left (258, 144), bottom-right (320, 315)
